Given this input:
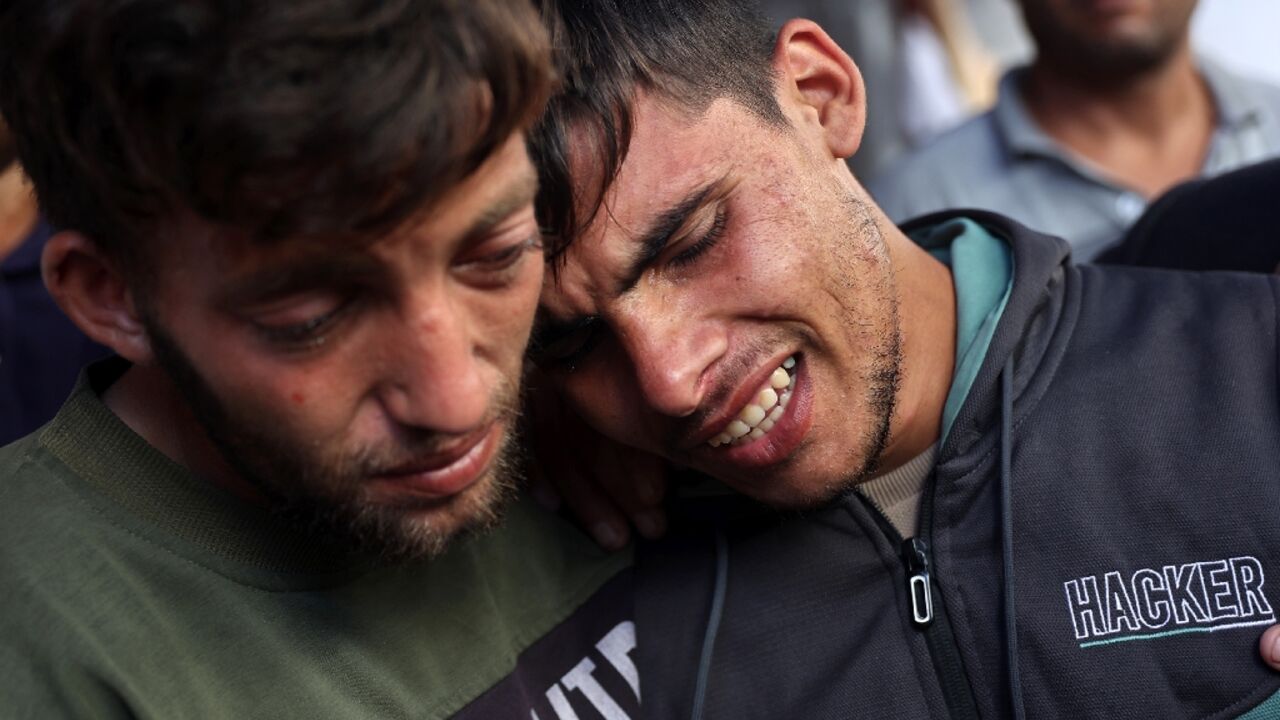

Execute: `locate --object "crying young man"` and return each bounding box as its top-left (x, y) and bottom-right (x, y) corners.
top-left (529, 0), bottom-right (1280, 717)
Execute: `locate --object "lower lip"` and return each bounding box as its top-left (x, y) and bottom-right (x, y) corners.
top-left (713, 361), bottom-right (814, 469)
top-left (366, 424), bottom-right (503, 502)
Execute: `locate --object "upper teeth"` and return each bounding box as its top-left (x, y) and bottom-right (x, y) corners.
top-left (708, 356), bottom-right (797, 448)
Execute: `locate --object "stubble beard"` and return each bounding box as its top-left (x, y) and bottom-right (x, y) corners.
top-left (830, 196), bottom-right (903, 501)
top-left (736, 193), bottom-right (902, 511)
top-left (1029, 10), bottom-right (1189, 87)
top-left (145, 318), bottom-right (525, 562)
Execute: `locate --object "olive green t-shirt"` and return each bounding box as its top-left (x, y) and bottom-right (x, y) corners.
top-left (0, 360), bottom-right (636, 719)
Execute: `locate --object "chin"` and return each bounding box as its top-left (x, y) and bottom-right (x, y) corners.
top-left (370, 472), bottom-right (511, 558)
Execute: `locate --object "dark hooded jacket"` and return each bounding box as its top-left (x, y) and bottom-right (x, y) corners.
top-left (635, 211), bottom-right (1280, 719)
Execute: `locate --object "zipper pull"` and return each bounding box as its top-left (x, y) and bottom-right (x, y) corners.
top-left (902, 538), bottom-right (934, 628)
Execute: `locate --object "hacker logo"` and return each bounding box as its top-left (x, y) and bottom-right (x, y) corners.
top-left (1063, 556), bottom-right (1276, 649)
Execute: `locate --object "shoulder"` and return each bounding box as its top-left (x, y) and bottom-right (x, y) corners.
top-left (1203, 59), bottom-right (1280, 140)
top-left (1073, 263), bottom-right (1279, 319)
top-left (0, 430), bottom-right (137, 627)
top-left (0, 433), bottom-right (136, 714)
top-left (1067, 266), bottom-right (1279, 375)
top-left (868, 110), bottom-right (1008, 222)
top-left (0, 431), bottom-right (104, 570)
top-left (1213, 62), bottom-right (1280, 115)
top-left (1103, 158), bottom-right (1280, 272)
top-left (1008, 266), bottom-right (1280, 458)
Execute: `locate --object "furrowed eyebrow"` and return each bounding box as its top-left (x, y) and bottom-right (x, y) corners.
top-left (616, 174), bottom-right (728, 295)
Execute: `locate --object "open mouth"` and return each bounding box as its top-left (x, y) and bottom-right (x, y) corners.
top-left (707, 355), bottom-right (797, 448)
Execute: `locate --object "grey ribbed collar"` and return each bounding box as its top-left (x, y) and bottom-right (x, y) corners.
top-left (857, 444), bottom-right (938, 537)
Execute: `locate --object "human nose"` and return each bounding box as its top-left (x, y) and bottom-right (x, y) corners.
top-left (615, 309), bottom-right (726, 418)
top-left (378, 291), bottom-right (490, 434)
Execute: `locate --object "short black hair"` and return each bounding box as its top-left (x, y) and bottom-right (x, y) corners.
top-left (0, 0), bottom-right (552, 271)
top-left (532, 0), bottom-right (783, 263)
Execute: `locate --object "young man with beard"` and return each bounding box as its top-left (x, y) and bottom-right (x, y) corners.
top-left (870, 0), bottom-right (1280, 260)
top-left (531, 0), bottom-right (1280, 716)
top-left (0, 2), bottom-right (639, 717)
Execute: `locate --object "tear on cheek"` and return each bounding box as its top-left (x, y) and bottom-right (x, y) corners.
top-left (291, 392), bottom-right (307, 406)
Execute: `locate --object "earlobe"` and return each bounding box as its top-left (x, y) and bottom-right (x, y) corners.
top-left (772, 19), bottom-right (866, 159)
top-left (41, 231), bottom-right (153, 363)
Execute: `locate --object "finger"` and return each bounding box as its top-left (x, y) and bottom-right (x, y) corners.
top-left (556, 468), bottom-right (632, 551)
top-left (1262, 624), bottom-right (1280, 671)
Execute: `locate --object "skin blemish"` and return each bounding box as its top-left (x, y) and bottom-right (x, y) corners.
top-left (291, 392), bottom-right (307, 406)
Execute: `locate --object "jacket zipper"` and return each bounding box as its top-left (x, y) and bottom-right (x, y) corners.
top-left (902, 537), bottom-right (934, 626)
top-left (857, 491), bottom-right (981, 719)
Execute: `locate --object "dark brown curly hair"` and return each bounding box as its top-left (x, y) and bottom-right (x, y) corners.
top-left (0, 0), bottom-right (552, 272)
top-left (531, 0), bottom-right (785, 268)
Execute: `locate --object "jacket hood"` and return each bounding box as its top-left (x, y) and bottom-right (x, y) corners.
top-left (902, 209), bottom-right (1073, 468)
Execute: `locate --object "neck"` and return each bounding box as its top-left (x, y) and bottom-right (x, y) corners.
top-left (875, 216), bottom-right (957, 475)
top-left (1022, 43), bottom-right (1215, 196)
top-left (104, 363), bottom-right (268, 504)
top-left (0, 161), bottom-right (39, 261)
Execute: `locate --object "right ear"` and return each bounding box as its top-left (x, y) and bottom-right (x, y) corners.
top-left (771, 18), bottom-right (867, 161)
top-left (41, 231), bottom-right (154, 364)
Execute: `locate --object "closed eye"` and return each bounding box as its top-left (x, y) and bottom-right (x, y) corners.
top-left (530, 315), bottom-right (603, 372)
top-left (670, 205), bottom-right (728, 269)
top-left (254, 297), bottom-right (357, 351)
top-left (454, 231), bottom-right (540, 287)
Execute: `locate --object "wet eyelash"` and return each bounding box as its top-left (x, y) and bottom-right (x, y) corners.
top-left (483, 233), bottom-right (539, 268)
top-left (670, 206), bottom-right (728, 269)
top-left (259, 303), bottom-right (350, 348)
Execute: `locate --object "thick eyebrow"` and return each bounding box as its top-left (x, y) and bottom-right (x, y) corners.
top-left (215, 254), bottom-right (387, 310)
top-left (216, 172), bottom-right (539, 310)
top-left (460, 169), bottom-right (539, 248)
top-left (616, 174), bottom-right (728, 295)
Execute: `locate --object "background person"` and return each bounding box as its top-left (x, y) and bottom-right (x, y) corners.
top-left (871, 0), bottom-right (1280, 260)
top-left (0, 115), bottom-right (107, 444)
top-left (758, 0), bottom-right (1015, 179)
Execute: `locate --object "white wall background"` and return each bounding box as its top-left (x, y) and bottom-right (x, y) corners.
top-left (1192, 0), bottom-right (1280, 85)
